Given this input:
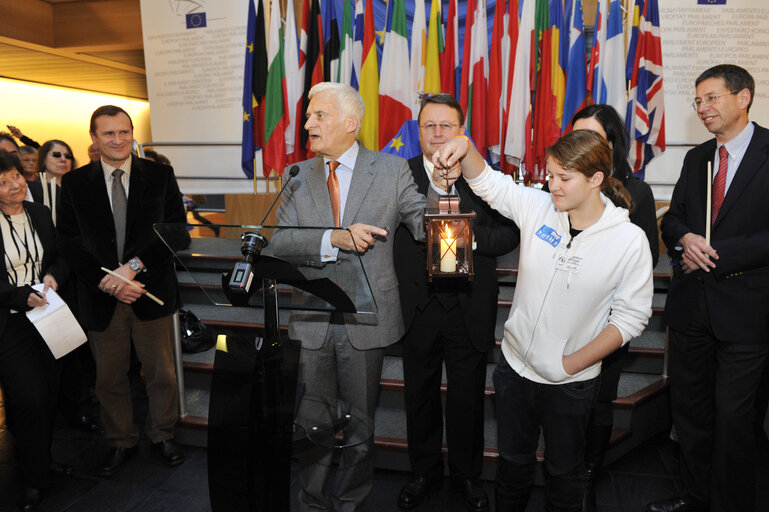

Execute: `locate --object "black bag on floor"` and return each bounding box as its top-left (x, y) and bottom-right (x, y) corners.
top-left (179, 308), bottom-right (216, 353)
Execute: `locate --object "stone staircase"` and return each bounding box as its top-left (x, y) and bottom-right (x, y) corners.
top-left (172, 236), bottom-right (672, 479)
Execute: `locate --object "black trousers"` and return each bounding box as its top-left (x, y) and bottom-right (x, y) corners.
top-left (669, 290), bottom-right (769, 512)
top-left (0, 314), bottom-right (58, 488)
top-left (494, 356), bottom-right (598, 512)
top-left (401, 296), bottom-right (488, 481)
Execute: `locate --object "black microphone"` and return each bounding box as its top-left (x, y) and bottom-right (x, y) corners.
top-left (259, 165), bottom-right (301, 226)
top-left (229, 165), bottom-right (301, 294)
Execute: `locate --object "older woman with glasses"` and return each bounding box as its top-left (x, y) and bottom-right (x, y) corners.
top-left (18, 147), bottom-right (39, 182)
top-left (0, 151), bottom-right (68, 511)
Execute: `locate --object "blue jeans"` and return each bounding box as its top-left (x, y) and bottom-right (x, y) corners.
top-left (493, 356), bottom-right (599, 512)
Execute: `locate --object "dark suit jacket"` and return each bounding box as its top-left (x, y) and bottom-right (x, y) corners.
top-left (661, 122), bottom-right (769, 343)
top-left (27, 180), bottom-right (61, 211)
top-left (394, 156), bottom-right (520, 351)
top-left (56, 158), bottom-right (187, 331)
top-left (0, 201), bottom-right (67, 335)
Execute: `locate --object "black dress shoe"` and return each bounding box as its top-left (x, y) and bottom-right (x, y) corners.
top-left (50, 461), bottom-right (74, 476)
top-left (397, 475), bottom-right (439, 509)
top-left (20, 487), bottom-right (41, 511)
top-left (152, 439), bottom-right (185, 467)
top-left (98, 445), bottom-right (138, 477)
top-left (74, 415), bottom-right (101, 433)
top-left (451, 478), bottom-right (490, 512)
top-left (647, 497), bottom-right (707, 512)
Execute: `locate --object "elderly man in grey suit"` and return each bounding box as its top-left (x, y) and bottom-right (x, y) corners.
top-left (271, 82), bottom-right (426, 511)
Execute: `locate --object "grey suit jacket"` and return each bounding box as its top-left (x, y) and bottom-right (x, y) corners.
top-left (271, 144), bottom-right (425, 350)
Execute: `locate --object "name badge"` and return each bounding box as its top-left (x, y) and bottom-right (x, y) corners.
top-left (535, 224), bottom-right (562, 248)
top-left (555, 253), bottom-right (583, 274)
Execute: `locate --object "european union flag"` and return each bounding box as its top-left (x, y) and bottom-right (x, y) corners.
top-left (380, 119), bottom-right (477, 162)
top-left (186, 12), bottom-right (207, 29)
top-left (380, 120), bottom-right (422, 160)
top-left (697, 0), bottom-right (726, 4)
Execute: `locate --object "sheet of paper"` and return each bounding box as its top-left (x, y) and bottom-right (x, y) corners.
top-left (25, 284), bottom-right (87, 359)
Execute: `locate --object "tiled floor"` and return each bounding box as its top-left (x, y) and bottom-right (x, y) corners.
top-left (2, 424), bottom-right (768, 512)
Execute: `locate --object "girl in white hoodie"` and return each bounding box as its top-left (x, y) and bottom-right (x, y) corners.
top-left (432, 130), bottom-right (654, 512)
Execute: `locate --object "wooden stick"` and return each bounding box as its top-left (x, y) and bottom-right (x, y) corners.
top-left (100, 266), bottom-right (165, 306)
top-left (705, 161), bottom-right (712, 245)
top-left (40, 171), bottom-right (49, 209)
top-left (50, 177), bottom-right (57, 226)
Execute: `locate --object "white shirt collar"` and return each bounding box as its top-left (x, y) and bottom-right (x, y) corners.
top-left (324, 142), bottom-right (359, 171)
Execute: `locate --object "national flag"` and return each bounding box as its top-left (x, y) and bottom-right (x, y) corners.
top-left (588, 0), bottom-right (626, 118)
top-left (562, 0), bottom-right (588, 132)
top-left (626, 0), bottom-right (665, 177)
top-left (378, 0), bottom-right (411, 149)
top-left (241, 0), bottom-right (267, 178)
top-left (459, 0), bottom-right (489, 158)
top-left (358, 0), bottom-right (379, 150)
top-left (352, 0), bottom-right (364, 89)
top-left (503, 0), bottom-right (536, 180)
top-left (424, 0), bottom-right (443, 95)
top-left (459, 0), bottom-right (475, 116)
top-left (338, 0), bottom-right (354, 84)
top-left (552, 0), bottom-right (567, 130)
top-left (293, 0), bottom-right (309, 162)
top-left (626, 0), bottom-right (643, 83)
top-left (284, 0), bottom-right (300, 160)
top-left (531, 0), bottom-right (558, 181)
top-left (299, 0), bottom-right (324, 156)
top-left (409, 0), bottom-right (427, 116)
top-left (488, 0), bottom-right (505, 162)
top-left (498, 0), bottom-right (519, 174)
top-left (263, 0), bottom-right (289, 177)
top-left (322, 0), bottom-right (341, 81)
top-left (440, 0), bottom-right (459, 96)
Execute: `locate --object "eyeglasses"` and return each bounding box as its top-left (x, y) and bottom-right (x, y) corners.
top-left (50, 151), bottom-right (73, 160)
top-left (691, 90), bottom-right (740, 111)
top-left (420, 122), bottom-right (461, 132)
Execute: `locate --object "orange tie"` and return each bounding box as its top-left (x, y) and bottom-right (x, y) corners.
top-left (712, 145), bottom-right (728, 224)
top-left (328, 160), bottom-right (341, 227)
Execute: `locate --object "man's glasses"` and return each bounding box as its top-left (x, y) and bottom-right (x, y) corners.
top-left (420, 122), bottom-right (460, 132)
top-left (51, 151), bottom-right (73, 160)
top-left (691, 90), bottom-right (739, 111)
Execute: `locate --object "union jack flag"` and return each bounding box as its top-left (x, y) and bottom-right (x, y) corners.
top-left (625, 0), bottom-right (665, 178)
top-left (587, 0), bottom-right (626, 120)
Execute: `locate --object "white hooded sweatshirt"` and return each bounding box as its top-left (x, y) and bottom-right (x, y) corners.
top-left (467, 165), bottom-right (654, 385)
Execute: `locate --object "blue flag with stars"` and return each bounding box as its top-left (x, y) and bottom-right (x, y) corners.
top-left (241, 0), bottom-right (257, 179)
top-left (380, 120), bottom-right (422, 160)
top-left (380, 120), bottom-right (476, 161)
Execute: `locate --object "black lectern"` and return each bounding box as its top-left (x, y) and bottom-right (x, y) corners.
top-left (154, 224), bottom-right (377, 512)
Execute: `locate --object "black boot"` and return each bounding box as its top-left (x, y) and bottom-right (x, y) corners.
top-left (495, 459), bottom-right (533, 512)
top-left (582, 422), bottom-right (613, 512)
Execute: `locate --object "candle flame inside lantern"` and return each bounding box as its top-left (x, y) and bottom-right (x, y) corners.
top-left (440, 225), bottom-right (457, 272)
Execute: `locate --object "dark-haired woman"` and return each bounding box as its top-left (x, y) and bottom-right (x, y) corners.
top-left (28, 140), bottom-right (76, 209)
top-left (433, 131), bottom-right (654, 512)
top-left (571, 104), bottom-right (659, 265)
top-left (0, 152), bottom-right (68, 511)
top-left (569, 104), bottom-right (659, 511)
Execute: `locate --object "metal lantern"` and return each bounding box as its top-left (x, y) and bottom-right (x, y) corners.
top-left (425, 195), bottom-right (476, 281)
